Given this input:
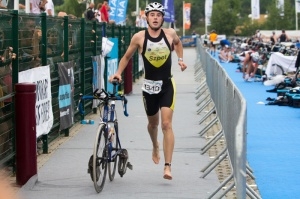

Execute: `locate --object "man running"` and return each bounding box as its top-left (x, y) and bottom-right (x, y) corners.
top-left (109, 2), bottom-right (187, 180)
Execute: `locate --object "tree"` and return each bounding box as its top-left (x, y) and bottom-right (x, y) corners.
top-left (55, 0), bottom-right (105, 18)
top-left (261, 0), bottom-right (295, 30)
top-left (55, 0), bottom-right (86, 18)
top-left (210, 0), bottom-right (240, 35)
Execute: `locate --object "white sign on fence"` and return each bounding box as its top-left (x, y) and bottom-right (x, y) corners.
top-left (19, 65), bottom-right (54, 138)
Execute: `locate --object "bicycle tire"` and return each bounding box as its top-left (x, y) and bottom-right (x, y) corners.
top-left (270, 64), bottom-right (285, 76)
top-left (295, 67), bottom-right (300, 80)
top-left (98, 101), bottom-right (105, 122)
top-left (108, 120), bottom-right (118, 181)
top-left (93, 123), bottom-right (108, 193)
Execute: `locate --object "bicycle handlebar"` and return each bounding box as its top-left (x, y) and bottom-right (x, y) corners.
top-left (77, 79), bottom-right (129, 117)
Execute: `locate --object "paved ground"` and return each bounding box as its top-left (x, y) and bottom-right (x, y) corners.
top-left (18, 48), bottom-right (222, 199)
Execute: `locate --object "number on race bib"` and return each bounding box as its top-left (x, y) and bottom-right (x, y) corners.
top-left (142, 79), bottom-right (163, 94)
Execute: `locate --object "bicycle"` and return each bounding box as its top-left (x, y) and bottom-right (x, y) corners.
top-left (78, 79), bottom-right (133, 193)
top-left (269, 63), bottom-right (285, 76)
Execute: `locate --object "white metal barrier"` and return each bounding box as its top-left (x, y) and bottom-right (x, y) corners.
top-left (195, 39), bottom-right (261, 199)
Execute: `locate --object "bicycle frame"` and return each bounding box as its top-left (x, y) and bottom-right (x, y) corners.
top-left (78, 83), bottom-right (128, 161)
top-left (78, 80), bottom-right (130, 193)
top-left (101, 100), bottom-right (122, 163)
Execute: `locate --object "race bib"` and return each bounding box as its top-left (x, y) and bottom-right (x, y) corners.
top-left (141, 79), bottom-right (163, 94)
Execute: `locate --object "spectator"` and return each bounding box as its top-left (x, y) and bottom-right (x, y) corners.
top-left (220, 39), bottom-right (230, 48)
top-left (45, 0), bottom-right (54, 16)
top-left (57, 11), bottom-right (67, 17)
top-left (0, 64), bottom-right (12, 114)
top-left (246, 37), bottom-right (253, 46)
top-left (202, 33), bottom-right (208, 47)
top-left (270, 31), bottom-right (277, 46)
top-left (0, 0), bottom-right (6, 8)
top-left (240, 50), bottom-right (260, 81)
top-left (19, 4), bottom-right (25, 9)
top-left (278, 29), bottom-right (289, 42)
top-left (245, 52), bottom-right (260, 81)
top-left (135, 15), bottom-right (142, 27)
top-left (218, 45), bottom-right (233, 63)
top-left (5, 0), bottom-right (26, 9)
top-left (95, 3), bottom-right (102, 22)
top-left (140, 14), bottom-right (147, 28)
top-left (136, 14), bottom-right (147, 27)
top-left (255, 29), bottom-right (262, 41)
top-left (86, 3), bottom-right (96, 21)
top-left (295, 40), bottom-right (300, 49)
top-left (30, 0), bottom-right (43, 14)
top-left (100, 0), bottom-right (109, 23)
top-left (209, 29), bottom-right (218, 56)
top-left (294, 47), bottom-right (300, 70)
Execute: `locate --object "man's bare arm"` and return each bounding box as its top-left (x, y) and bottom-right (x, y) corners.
top-left (170, 29), bottom-right (187, 71)
top-left (110, 32), bottom-right (142, 81)
top-left (47, 9), bottom-right (52, 16)
top-left (172, 30), bottom-right (183, 59)
top-left (19, 4), bottom-right (25, 9)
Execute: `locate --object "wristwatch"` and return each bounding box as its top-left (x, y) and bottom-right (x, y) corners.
top-left (178, 58), bottom-right (183, 62)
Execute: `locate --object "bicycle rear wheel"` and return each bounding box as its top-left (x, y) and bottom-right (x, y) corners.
top-left (93, 124), bottom-right (108, 193)
top-left (270, 64), bottom-right (284, 76)
top-left (108, 121), bottom-right (118, 181)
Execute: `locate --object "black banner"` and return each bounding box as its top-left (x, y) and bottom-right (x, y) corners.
top-left (58, 61), bottom-right (74, 130)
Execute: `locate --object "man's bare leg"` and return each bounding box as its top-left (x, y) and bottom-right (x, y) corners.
top-left (161, 107), bottom-right (174, 180)
top-left (147, 112), bottom-right (160, 164)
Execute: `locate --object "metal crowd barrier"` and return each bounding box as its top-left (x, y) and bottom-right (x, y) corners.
top-left (195, 39), bottom-right (261, 199)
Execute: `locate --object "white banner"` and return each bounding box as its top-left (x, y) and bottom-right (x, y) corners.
top-left (205, 0), bottom-right (213, 26)
top-left (277, 0), bottom-right (284, 16)
top-left (251, 0), bottom-right (260, 20)
top-left (91, 55), bottom-right (104, 109)
top-left (19, 65), bottom-right (54, 138)
top-left (296, 0), bottom-right (300, 13)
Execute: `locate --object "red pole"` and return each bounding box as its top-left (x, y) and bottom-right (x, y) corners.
top-left (15, 83), bottom-right (37, 186)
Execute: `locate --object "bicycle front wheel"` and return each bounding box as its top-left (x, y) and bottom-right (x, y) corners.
top-left (108, 120), bottom-right (118, 181)
top-left (93, 124), bottom-right (108, 193)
